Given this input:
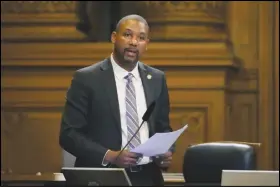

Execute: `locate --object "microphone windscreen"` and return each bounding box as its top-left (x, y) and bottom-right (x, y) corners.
top-left (142, 101), bottom-right (156, 121)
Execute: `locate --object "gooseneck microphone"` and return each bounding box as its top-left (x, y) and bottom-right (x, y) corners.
top-left (108, 101), bottom-right (156, 168)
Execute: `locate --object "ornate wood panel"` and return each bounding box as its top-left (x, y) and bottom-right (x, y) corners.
top-left (1, 42), bottom-right (236, 173)
top-left (2, 1), bottom-right (278, 174)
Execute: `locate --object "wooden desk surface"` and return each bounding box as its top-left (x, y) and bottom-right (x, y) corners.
top-left (162, 172), bottom-right (185, 183)
top-left (1, 173), bottom-right (65, 182)
top-left (1, 172), bottom-right (184, 186)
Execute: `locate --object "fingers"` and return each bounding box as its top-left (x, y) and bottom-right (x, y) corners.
top-left (160, 156), bottom-right (172, 164)
top-left (118, 159), bottom-right (137, 168)
top-left (155, 151), bottom-right (172, 159)
top-left (165, 156), bottom-right (172, 161)
top-left (118, 151), bottom-right (139, 167)
top-left (159, 156), bottom-right (172, 167)
top-left (136, 153), bottom-right (143, 157)
top-left (125, 152), bottom-right (143, 165)
top-left (164, 151), bottom-right (172, 157)
top-left (125, 152), bottom-right (143, 161)
top-left (160, 160), bottom-right (171, 167)
top-left (155, 152), bottom-right (172, 161)
top-left (160, 151), bottom-right (172, 158)
top-left (124, 157), bottom-right (138, 166)
top-left (154, 153), bottom-right (172, 168)
top-left (124, 151), bottom-right (139, 158)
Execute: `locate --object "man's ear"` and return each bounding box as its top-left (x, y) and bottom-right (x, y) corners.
top-left (146, 38), bottom-right (150, 51)
top-left (111, 31), bottom-right (117, 44)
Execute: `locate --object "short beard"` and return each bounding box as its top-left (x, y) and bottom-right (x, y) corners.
top-left (113, 49), bottom-right (138, 71)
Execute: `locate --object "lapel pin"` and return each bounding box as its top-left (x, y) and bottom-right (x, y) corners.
top-left (147, 74), bottom-right (152, 80)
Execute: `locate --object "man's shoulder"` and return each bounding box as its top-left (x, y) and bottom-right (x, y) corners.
top-left (76, 58), bottom-right (108, 74)
top-left (71, 58), bottom-right (109, 84)
top-left (140, 62), bottom-right (165, 76)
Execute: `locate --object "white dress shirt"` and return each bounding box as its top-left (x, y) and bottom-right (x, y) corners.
top-left (102, 54), bottom-right (151, 165)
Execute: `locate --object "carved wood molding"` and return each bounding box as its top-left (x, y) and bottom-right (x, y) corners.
top-left (1, 71), bottom-right (226, 90)
top-left (1, 111), bottom-right (27, 135)
top-left (1, 1), bottom-right (76, 13)
top-left (258, 1), bottom-right (275, 169)
top-left (1, 13), bottom-right (78, 24)
top-left (1, 1), bottom-right (82, 41)
top-left (228, 68), bottom-right (258, 92)
top-left (1, 42), bottom-right (239, 69)
top-left (226, 95), bottom-right (258, 142)
top-left (122, 1), bottom-right (228, 41)
top-left (1, 25), bottom-right (85, 42)
top-left (1, 112), bottom-right (27, 126)
top-left (1, 112), bottom-right (10, 135)
top-left (137, 1), bottom-right (227, 22)
top-left (168, 104), bottom-right (208, 172)
top-left (1, 102), bottom-right (64, 110)
top-left (170, 103), bottom-right (209, 140)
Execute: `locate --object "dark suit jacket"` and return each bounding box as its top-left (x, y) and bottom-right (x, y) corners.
top-left (59, 58), bottom-right (174, 168)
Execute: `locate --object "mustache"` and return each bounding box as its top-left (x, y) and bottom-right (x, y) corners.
top-left (124, 48), bottom-right (139, 54)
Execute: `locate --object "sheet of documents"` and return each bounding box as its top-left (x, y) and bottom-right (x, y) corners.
top-left (131, 124), bottom-right (188, 157)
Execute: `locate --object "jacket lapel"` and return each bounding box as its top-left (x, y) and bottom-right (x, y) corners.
top-left (100, 59), bottom-right (122, 140)
top-left (138, 62), bottom-right (155, 134)
top-left (99, 59), bottom-right (156, 140)
top-left (138, 62), bottom-right (154, 107)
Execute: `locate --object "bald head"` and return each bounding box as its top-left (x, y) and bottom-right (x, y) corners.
top-left (115, 14), bottom-right (149, 33)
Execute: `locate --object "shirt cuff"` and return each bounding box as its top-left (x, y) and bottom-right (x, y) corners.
top-left (101, 150), bottom-right (110, 166)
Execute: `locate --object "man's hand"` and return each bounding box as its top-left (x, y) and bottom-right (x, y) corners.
top-left (105, 150), bottom-right (141, 168)
top-left (154, 151), bottom-right (173, 168)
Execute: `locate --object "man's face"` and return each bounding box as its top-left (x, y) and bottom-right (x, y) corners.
top-left (111, 19), bottom-right (149, 66)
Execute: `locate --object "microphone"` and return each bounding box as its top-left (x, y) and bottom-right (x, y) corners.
top-left (108, 101), bottom-right (156, 168)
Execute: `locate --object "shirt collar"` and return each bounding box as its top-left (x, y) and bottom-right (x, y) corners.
top-left (110, 53), bottom-right (140, 81)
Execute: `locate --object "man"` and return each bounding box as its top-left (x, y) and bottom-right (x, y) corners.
top-left (59, 14), bottom-right (175, 186)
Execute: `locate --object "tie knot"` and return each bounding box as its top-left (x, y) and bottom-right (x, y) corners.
top-left (124, 73), bottom-right (133, 82)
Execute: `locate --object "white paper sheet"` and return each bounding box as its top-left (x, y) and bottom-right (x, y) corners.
top-left (131, 124), bottom-right (188, 157)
